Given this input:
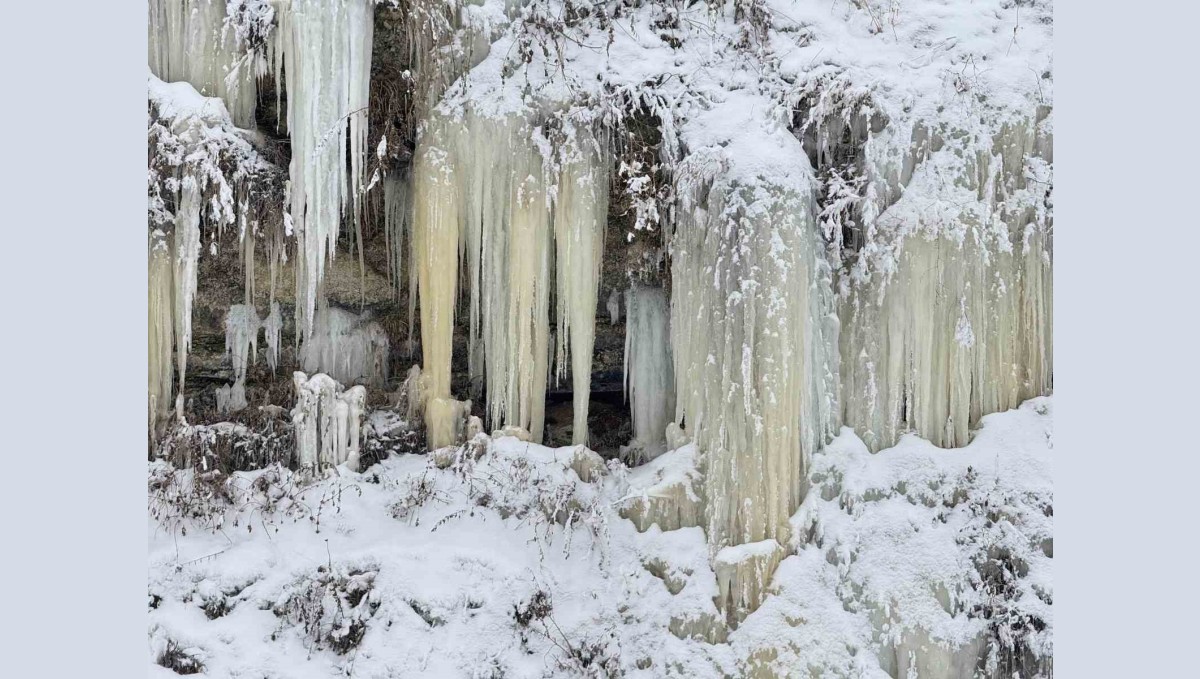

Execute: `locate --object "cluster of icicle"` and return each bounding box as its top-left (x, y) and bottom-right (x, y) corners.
top-left (216, 302), bottom-right (283, 414)
top-left (270, 0), bottom-right (375, 341)
top-left (291, 372), bottom-right (368, 473)
top-left (148, 0), bottom-right (259, 128)
top-left (300, 305), bottom-right (391, 388)
top-left (147, 73), bottom-right (273, 441)
top-left (840, 113), bottom-right (1054, 452)
top-left (669, 150), bottom-right (841, 556)
top-left (402, 111), bottom-right (610, 448)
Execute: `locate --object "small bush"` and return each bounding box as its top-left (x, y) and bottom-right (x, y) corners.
top-left (156, 639), bottom-right (204, 675)
top-left (273, 565), bottom-right (380, 655)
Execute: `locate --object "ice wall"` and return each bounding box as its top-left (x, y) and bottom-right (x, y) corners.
top-left (623, 283), bottom-right (674, 462)
top-left (841, 115), bottom-right (1054, 452)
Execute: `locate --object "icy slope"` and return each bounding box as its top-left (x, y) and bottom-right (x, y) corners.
top-left (149, 397), bottom-right (1052, 678)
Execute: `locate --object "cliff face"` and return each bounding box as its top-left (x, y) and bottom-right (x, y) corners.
top-left (149, 3), bottom-right (1052, 672)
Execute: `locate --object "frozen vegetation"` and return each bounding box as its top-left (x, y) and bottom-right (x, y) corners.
top-left (148, 0), bottom-right (1053, 675)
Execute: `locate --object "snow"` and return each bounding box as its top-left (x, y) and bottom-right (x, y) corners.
top-left (149, 397), bottom-right (1053, 678)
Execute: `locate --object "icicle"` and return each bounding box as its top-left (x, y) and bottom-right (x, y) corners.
top-left (383, 174), bottom-right (412, 300)
top-left (621, 283), bottom-right (675, 463)
top-left (670, 157), bottom-right (840, 556)
top-left (300, 305), bottom-right (390, 388)
top-left (221, 304), bottom-right (261, 413)
top-left (173, 176), bottom-right (203, 395)
top-left (552, 127), bottom-right (609, 446)
top-left (273, 0), bottom-right (374, 340)
top-left (607, 288), bottom-right (621, 325)
top-left (148, 0), bottom-right (258, 127)
top-left (262, 301), bottom-right (283, 373)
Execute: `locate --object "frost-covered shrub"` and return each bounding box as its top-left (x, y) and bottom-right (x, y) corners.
top-left (155, 417), bottom-right (294, 472)
top-left (150, 627), bottom-right (205, 675)
top-left (960, 477), bottom-right (1054, 677)
top-left (272, 565), bottom-right (380, 655)
top-left (148, 460), bottom-right (360, 536)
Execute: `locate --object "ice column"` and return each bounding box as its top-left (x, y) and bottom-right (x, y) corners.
top-left (670, 160), bottom-right (839, 555)
top-left (622, 283), bottom-right (675, 462)
top-left (552, 128), bottom-right (609, 445)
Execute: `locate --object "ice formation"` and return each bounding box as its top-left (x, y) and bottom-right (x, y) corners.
top-left (410, 116), bottom-right (463, 447)
top-left (300, 305), bottom-right (391, 388)
top-left (714, 539), bottom-right (784, 629)
top-left (272, 0), bottom-right (374, 340)
top-left (221, 303), bottom-right (261, 413)
top-left (411, 111), bottom-right (609, 445)
top-left (552, 128), bottom-right (610, 445)
top-left (291, 372), bottom-right (368, 473)
top-left (224, 304), bottom-right (260, 381)
top-left (670, 156), bottom-right (840, 555)
top-left (262, 301), bottom-right (283, 373)
top-left (148, 0), bottom-right (258, 127)
top-left (148, 233), bottom-right (175, 441)
top-left (619, 444), bottom-right (705, 533)
top-left (622, 283), bottom-right (675, 461)
top-left (148, 73), bottom-right (274, 438)
top-left (840, 116), bottom-right (1054, 452)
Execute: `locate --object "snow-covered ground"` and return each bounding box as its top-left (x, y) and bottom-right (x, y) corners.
top-left (148, 397), bottom-right (1052, 678)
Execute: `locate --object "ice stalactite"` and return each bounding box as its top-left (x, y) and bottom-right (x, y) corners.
top-left (670, 153), bottom-right (840, 558)
top-left (225, 304), bottom-right (261, 385)
top-left (412, 111), bottom-right (609, 445)
top-left (622, 283), bottom-right (675, 463)
top-left (840, 115), bottom-right (1053, 452)
top-left (219, 304), bottom-right (261, 414)
top-left (291, 372), bottom-right (368, 473)
top-left (383, 174), bottom-right (412, 302)
top-left (471, 115), bottom-right (552, 445)
top-left (552, 129), bottom-right (610, 446)
top-left (272, 0), bottom-right (374, 340)
top-left (147, 0), bottom-right (258, 128)
top-left (300, 305), bottom-right (391, 388)
top-left (607, 288), bottom-right (621, 325)
top-left (173, 177), bottom-right (203, 409)
top-left (263, 301), bottom-right (283, 373)
top-left (149, 232), bottom-right (175, 441)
